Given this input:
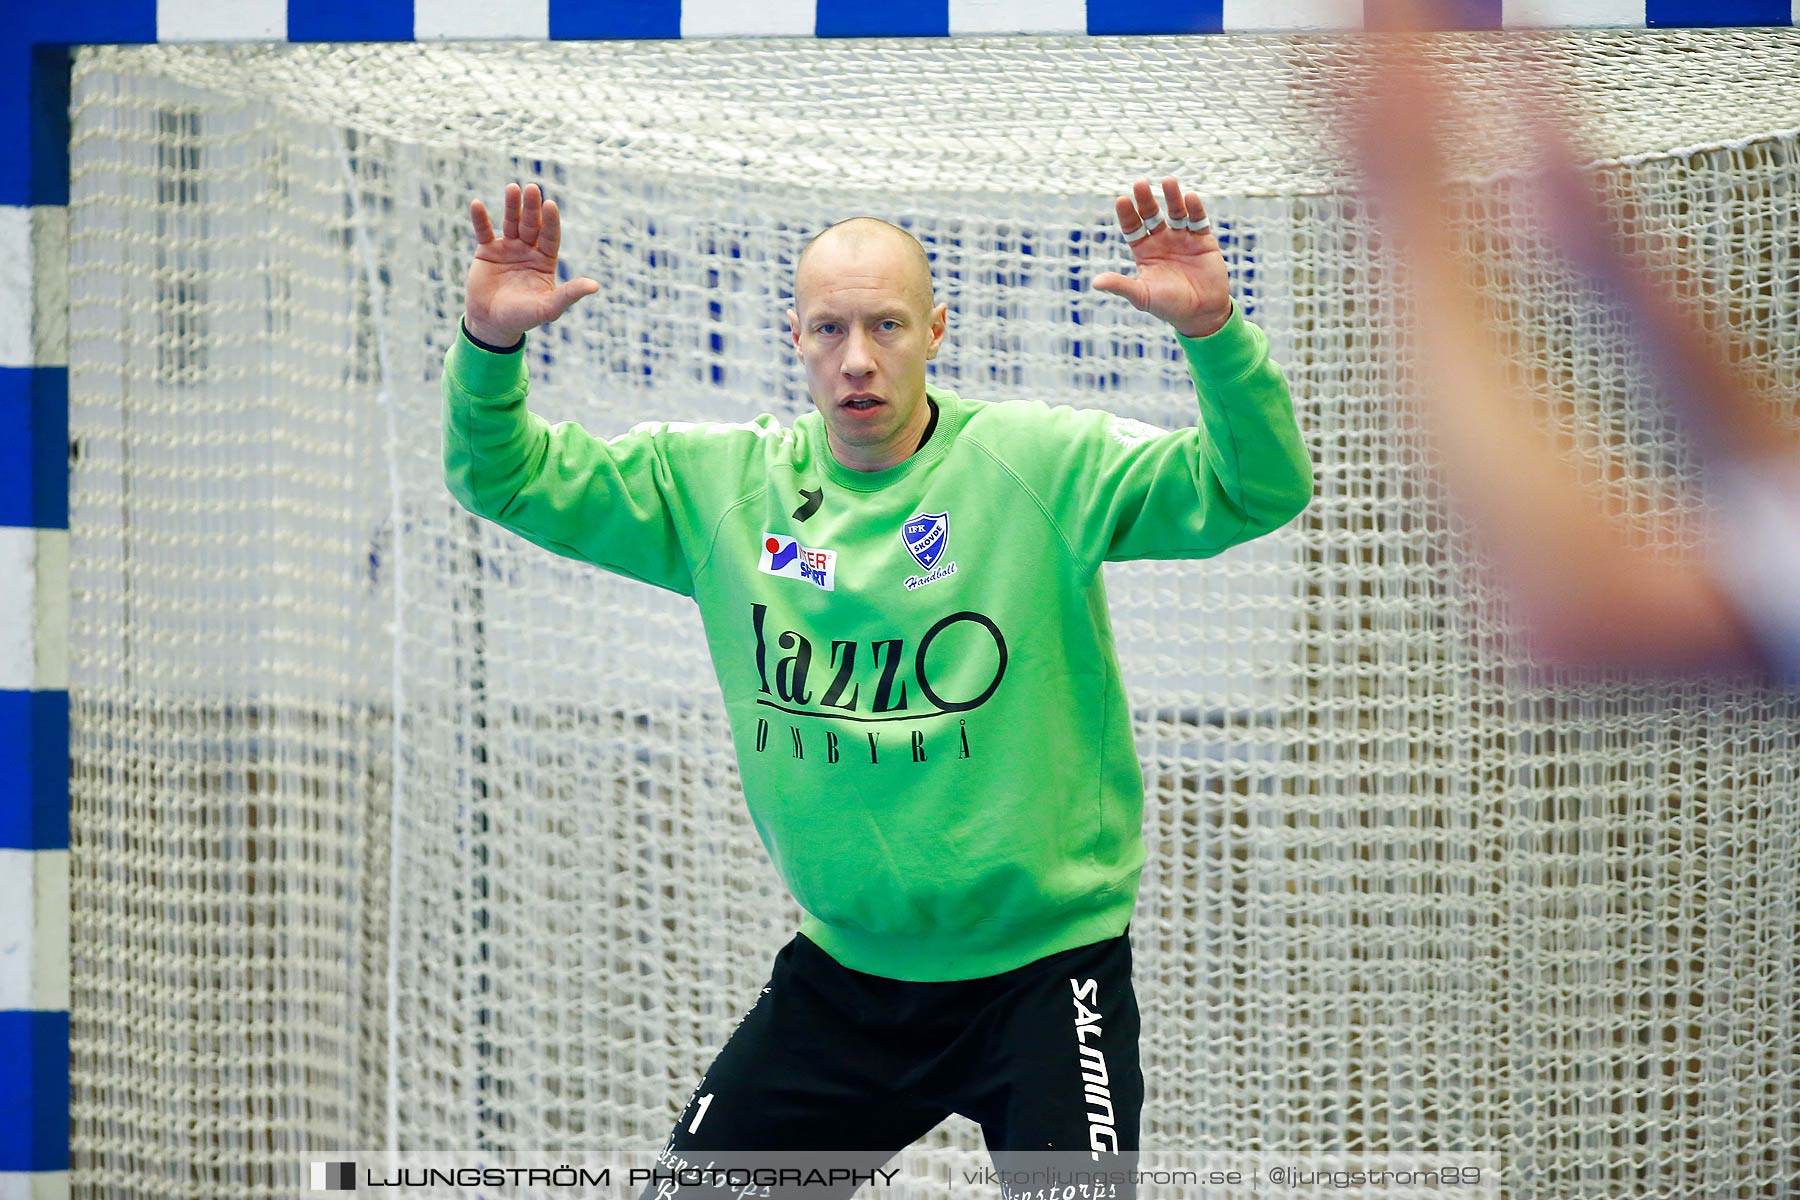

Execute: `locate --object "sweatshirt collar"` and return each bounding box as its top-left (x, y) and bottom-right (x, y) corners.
top-left (820, 383), bottom-right (961, 492)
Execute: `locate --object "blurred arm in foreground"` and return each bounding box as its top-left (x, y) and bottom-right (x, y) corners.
top-left (1344, 10), bottom-right (1800, 685)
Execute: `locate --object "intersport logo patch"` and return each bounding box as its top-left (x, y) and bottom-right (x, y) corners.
top-left (759, 532), bottom-right (837, 591)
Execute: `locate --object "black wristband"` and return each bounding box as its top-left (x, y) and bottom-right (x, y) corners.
top-left (461, 318), bottom-right (525, 355)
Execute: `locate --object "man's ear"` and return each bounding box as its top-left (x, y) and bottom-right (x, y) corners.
top-left (787, 308), bottom-right (800, 347)
top-left (927, 302), bottom-right (948, 359)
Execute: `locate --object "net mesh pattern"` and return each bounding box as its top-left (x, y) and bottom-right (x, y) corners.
top-left (64, 32), bottom-right (1800, 1198)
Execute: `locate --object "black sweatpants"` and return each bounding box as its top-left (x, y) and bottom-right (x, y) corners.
top-left (642, 928), bottom-right (1143, 1200)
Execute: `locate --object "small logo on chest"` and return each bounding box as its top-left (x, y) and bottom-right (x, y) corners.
top-left (759, 533), bottom-right (836, 590)
top-left (902, 511), bottom-right (958, 590)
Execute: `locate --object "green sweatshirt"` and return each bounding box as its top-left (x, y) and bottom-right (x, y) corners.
top-left (442, 301), bottom-right (1312, 981)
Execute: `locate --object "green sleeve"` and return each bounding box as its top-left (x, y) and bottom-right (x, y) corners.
top-left (441, 327), bottom-right (704, 596)
top-left (1043, 301), bottom-right (1313, 574)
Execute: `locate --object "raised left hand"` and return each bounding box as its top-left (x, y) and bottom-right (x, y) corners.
top-left (1092, 175), bottom-right (1232, 338)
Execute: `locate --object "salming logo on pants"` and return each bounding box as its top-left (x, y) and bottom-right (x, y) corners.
top-left (1070, 975), bottom-right (1120, 1160)
top-left (641, 930), bottom-right (1144, 1200)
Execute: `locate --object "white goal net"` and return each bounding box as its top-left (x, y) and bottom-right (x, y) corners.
top-left (65, 30), bottom-right (1800, 1199)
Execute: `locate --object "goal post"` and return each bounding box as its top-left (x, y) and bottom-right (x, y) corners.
top-left (5, 9), bottom-right (1800, 1200)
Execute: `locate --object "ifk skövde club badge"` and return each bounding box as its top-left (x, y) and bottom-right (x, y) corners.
top-left (902, 511), bottom-right (949, 571)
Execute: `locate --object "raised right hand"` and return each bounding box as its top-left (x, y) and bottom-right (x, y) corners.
top-left (464, 182), bottom-right (600, 345)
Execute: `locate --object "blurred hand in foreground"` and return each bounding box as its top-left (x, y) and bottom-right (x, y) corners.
top-left (1340, 2), bottom-right (1799, 685)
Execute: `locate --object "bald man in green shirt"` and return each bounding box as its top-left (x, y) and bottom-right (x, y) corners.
top-left (445, 177), bottom-right (1311, 1195)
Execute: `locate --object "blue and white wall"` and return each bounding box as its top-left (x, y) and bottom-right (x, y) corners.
top-left (3, 2), bottom-right (1794, 1197)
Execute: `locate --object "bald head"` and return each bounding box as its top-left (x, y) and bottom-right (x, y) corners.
top-left (794, 217), bottom-right (934, 318)
top-left (787, 216), bottom-right (949, 472)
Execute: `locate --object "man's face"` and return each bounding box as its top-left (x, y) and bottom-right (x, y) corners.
top-left (787, 231), bottom-right (948, 470)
